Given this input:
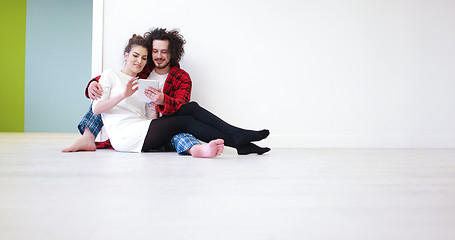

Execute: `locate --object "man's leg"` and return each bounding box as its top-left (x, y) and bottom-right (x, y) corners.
top-left (76, 104), bottom-right (103, 137)
top-left (170, 133), bottom-right (224, 158)
top-left (62, 104), bottom-right (103, 152)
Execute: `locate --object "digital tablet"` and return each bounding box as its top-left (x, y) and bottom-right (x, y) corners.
top-left (138, 79), bottom-right (159, 102)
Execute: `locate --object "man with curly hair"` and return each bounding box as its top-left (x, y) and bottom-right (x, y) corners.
top-left (63, 28), bottom-right (224, 158)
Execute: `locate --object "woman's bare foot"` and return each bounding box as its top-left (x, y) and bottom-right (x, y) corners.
top-left (62, 128), bottom-right (97, 152)
top-left (188, 139), bottom-right (224, 158)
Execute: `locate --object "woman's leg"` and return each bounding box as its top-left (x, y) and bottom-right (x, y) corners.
top-left (142, 115), bottom-right (269, 155)
top-left (174, 102), bottom-right (270, 146)
top-left (142, 115), bottom-right (234, 151)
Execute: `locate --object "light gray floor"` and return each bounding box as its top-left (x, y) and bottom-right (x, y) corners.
top-left (1, 132), bottom-right (455, 240)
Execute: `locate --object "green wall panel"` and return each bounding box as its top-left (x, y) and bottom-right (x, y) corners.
top-left (0, 0), bottom-right (26, 132)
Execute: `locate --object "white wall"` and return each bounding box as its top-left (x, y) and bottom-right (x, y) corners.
top-left (96, 0), bottom-right (455, 148)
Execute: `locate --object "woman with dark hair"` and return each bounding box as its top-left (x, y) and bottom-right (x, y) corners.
top-left (92, 34), bottom-right (270, 155)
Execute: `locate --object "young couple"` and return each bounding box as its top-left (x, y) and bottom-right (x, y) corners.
top-left (63, 28), bottom-right (270, 158)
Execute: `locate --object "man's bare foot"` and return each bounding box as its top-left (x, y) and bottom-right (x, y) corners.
top-left (62, 128), bottom-right (97, 152)
top-left (188, 139), bottom-right (224, 158)
top-left (62, 136), bottom-right (97, 152)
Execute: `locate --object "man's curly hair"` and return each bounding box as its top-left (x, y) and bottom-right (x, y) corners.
top-left (144, 28), bottom-right (186, 67)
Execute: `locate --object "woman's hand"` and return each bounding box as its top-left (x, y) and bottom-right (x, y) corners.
top-left (144, 87), bottom-right (165, 105)
top-left (88, 81), bottom-right (103, 100)
top-left (147, 102), bottom-right (159, 119)
top-left (148, 102), bottom-right (159, 111)
top-left (93, 77), bottom-right (139, 115)
top-left (123, 77), bottom-right (139, 99)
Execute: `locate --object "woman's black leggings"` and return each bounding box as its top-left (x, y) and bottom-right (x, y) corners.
top-left (141, 101), bottom-right (267, 152)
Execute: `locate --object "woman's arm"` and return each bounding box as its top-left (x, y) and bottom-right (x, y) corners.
top-left (93, 77), bottom-right (138, 115)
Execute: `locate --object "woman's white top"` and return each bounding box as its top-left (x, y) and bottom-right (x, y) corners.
top-left (92, 69), bottom-right (155, 152)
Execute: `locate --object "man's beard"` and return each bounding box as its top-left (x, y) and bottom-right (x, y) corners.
top-left (155, 59), bottom-right (170, 69)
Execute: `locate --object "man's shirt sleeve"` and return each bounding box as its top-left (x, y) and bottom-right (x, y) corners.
top-left (159, 69), bottom-right (192, 115)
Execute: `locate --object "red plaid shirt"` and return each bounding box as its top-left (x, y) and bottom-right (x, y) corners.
top-left (85, 63), bottom-right (192, 115)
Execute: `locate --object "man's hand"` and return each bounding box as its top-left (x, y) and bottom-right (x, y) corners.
top-left (88, 81), bottom-right (103, 100)
top-left (145, 87), bottom-right (165, 105)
